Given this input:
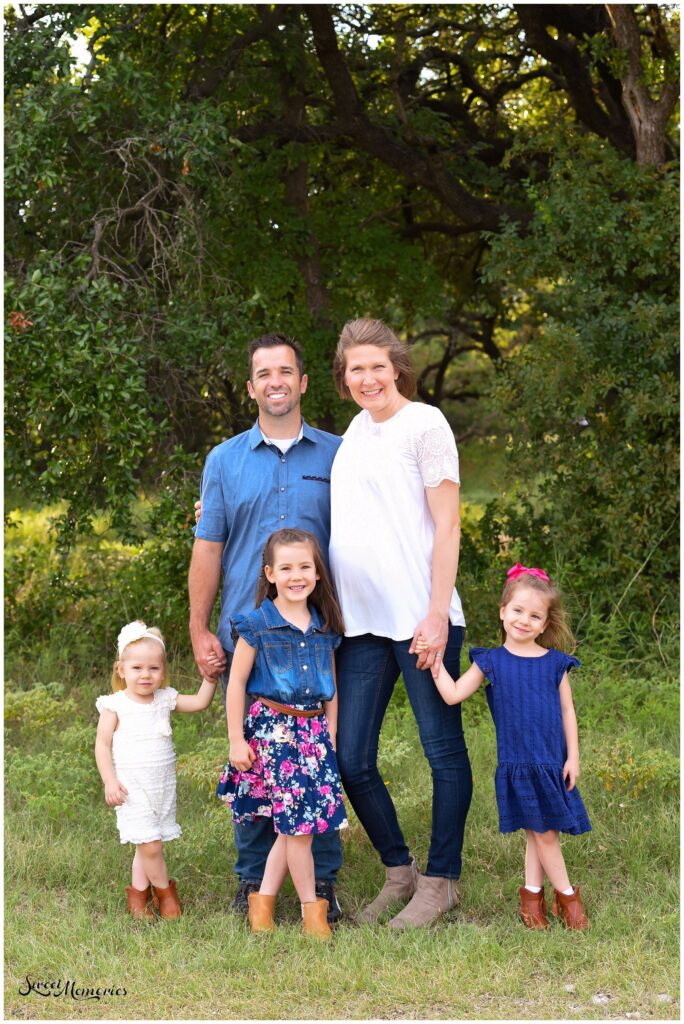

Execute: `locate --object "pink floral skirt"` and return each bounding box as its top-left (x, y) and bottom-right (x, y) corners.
top-left (217, 699), bottom-right (348, 836)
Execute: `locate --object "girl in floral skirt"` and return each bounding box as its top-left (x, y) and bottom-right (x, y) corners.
top-left (217, 528), bottom-right (347, 938)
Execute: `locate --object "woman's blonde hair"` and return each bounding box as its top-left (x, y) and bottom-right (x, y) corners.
top-left (500, 575), bottom-right (576, 653)
top-left (332, 318), bottom-right (416, 400)
top-left (111, 626), bottom-right (169, 692)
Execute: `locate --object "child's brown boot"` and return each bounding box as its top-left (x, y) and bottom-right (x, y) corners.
top-left (152, 879), bottom-right (182, 920)
top-left (551, 885), bottom-right (589, 930)
top-left (302, 898), bottom-right (332, 939)
top-left (126, 884), bottom-right (158, 920)
top-left (247, 892), bottom-right (276, 933)
top-left (518, 886), bottom-right (549, 929)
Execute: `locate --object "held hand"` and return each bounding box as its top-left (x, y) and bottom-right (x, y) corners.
top-left (229, 739), bottom-right (257, 772)
top-left (191, 628), bottom-right (226, 680)
top-left (194, 499), bottom-right (202, 525)
top-left (104, 779), bottom-right (128, 806)
top-left (414, 635), bottom-right (429, 655)
top-left (563, 757), bottom-right (580, 791)
top-left (414, 635), bottom-right (439, 678)
top-left (409, 613), bottom-right (448, 671)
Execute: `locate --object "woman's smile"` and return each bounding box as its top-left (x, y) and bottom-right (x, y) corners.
top-left (342, 344), bottom-right (407, 422)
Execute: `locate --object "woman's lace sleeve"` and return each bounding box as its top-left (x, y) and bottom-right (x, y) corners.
top-left (413, 423), bottom-right (460, 488)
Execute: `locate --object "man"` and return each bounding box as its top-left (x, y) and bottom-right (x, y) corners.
top-left (189, 333), bottom-right (344, 922)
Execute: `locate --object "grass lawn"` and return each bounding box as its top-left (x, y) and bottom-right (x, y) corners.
top-left (5, 647), bottom-right (679, 1021)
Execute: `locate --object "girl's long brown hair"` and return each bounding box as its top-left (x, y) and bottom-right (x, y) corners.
top-left (500, 575), bottom-right (576, 653)
top-left (255, 528), bottom-right (345, 636)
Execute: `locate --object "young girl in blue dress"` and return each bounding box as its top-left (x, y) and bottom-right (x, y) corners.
top-left (217, 528), bottom-right (348, 938)
top-left (418, 564), bottom-right (591, 930)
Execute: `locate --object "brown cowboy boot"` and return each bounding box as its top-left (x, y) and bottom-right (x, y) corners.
top-left (301, 898), bottom-right (332, 939)
top-left (551, 885), bottom-right (589, 930)
top-left (357, 856), bottom-right (419, 924)
top-left (388, 874), bottom-right (459, 929)
top-left (247, 892), bottom-right (276, 933)
top-left (152, 879), bottom-right (182, 920)
top-left (518, 886), bottom-right (549, 929)
top-left (125, 884), bottom-right (158, 920)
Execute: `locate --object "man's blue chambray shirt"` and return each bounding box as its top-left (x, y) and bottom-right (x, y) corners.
top-left (194, 418), bottom-right (342, 653)
top-left (232, 599), bottom-right (342, 704)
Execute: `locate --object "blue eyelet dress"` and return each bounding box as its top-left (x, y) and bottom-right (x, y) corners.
top-left (470, 646), bottom-right (591, 835)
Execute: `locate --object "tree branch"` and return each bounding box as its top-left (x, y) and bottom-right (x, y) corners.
top-left (306, 5), bottom-right (529, 232)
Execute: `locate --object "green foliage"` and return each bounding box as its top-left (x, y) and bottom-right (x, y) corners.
top-left (482, 138), bottom-right (679, 617)
top-left (5, 717), bottom-right (100, 820)
top-left (5, 683), bottom-right (77, 735)
top-left (5, 260), bottom-right (161, 547)
top-left (591, 738), bottom-right (679, 799)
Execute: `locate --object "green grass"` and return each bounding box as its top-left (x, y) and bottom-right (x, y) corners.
top-left (5, 647), bottom-right (679, 1021)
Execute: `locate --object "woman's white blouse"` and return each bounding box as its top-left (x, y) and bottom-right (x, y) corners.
top-left (330, 402), bottom-right (466, 640)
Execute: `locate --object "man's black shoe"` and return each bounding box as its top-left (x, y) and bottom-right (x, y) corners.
top-left (315, 880), bottom-right (343, 925)
top-left (230, 879), bottom-right (261, 914)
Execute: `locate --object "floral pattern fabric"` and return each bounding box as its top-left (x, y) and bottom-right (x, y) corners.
top-left (217, 700), bottom-right (348, 836)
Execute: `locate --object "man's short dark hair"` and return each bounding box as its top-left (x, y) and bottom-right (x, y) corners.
top-left (248, 333), bottom-right (304, 379)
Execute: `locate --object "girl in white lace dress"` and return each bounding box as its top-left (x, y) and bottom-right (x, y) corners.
top-left (95, 620), bottom-right (218, 920)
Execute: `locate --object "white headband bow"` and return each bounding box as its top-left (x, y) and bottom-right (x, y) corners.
top-left (117, 620), bottom-right (166, 657)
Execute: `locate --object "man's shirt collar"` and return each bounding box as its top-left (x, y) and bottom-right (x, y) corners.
top-left (248, 418), bottom-right (315, 450)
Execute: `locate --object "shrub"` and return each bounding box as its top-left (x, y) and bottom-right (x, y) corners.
top-left (591, 739), bottom-right (679, 799)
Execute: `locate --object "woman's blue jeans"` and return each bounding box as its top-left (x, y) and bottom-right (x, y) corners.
top-left (336, 626), bottom-right (472, 879)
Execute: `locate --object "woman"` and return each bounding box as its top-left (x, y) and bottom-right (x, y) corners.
top-left (329, 317), bottom-right (472, 929)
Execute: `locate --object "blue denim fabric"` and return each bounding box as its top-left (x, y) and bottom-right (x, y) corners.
top-left (335, 625), bottom-right (472, 879)
top-left (220, 651), bottom-right (343, 882)
top-left (232, 817), bottom-right (343, 883)
top-left (232, 598), bottom-right (340, 704)
top-left (194, 419), bottom-right (341, 652)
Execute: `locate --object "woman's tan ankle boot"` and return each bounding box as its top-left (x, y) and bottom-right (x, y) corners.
top-left (302, 898), bottom-right (332, 939)
top-left (152, 879), bottom-right (182, 920)
top-left (357, 856), bottom-right (419, 924)
top-left (248, 892), bottom-right (276, 933)
top-left (551, 885), bottom-right (589, 930)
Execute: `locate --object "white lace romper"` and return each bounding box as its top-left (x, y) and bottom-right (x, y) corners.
top-left (95, 688), bottom-right (182, 845)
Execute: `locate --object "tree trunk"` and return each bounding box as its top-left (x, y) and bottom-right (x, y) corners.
top-left (605, 4), bottom-right (678, 168)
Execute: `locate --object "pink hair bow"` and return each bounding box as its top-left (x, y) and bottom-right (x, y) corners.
top-left (507, 563), bottom-right (550, 583)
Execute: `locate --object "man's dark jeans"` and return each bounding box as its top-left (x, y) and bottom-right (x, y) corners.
top-left (335, 625), bottom-right (472, 879)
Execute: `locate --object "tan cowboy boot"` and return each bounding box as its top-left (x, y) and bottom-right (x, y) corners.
top-left (388, 874), bottom-right (459, 929)
top-left (518, 886), bottom-right (549, 929)
top-left (247, 892), bottom-right (276, 933)
top-left (301, 898), bottom-right (332, 939)
top-left (551, 885), bottom-right (589, 930)
top-left (125, 884), bottom-right (158, 920)
top-left (357, 857), bottom-right (419, 924)
top-left (152, 879), bottom-right (182, 920)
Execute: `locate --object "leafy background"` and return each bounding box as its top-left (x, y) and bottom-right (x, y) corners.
top-left (4, 4), bottom-right (679, 1020)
